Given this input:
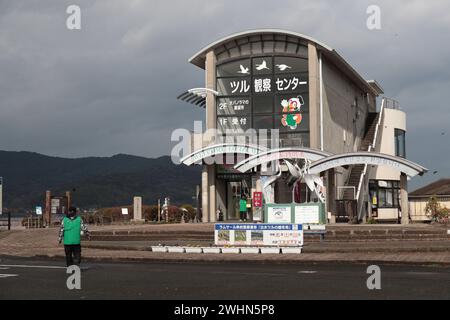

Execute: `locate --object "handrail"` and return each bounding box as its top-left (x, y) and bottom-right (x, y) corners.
top-left (355, 98), bottom-right (386, 220)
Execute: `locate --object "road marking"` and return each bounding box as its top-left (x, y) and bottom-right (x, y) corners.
top-left (0, 264), bottom-right (66, 270)
top-left (297, 271), bottom-right (318, 274)
top-left (212, 271), bottom-right (284, 277)
top-left (0, 274), bottom-right (18, 278)
top-left (0, 267), bottom-right (10, 270)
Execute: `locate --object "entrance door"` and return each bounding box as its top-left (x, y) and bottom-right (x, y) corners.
top-left (227, 180), bottom-right (251, 221)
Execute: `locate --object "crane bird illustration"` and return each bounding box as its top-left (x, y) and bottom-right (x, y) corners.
top-left (237, 65), bottom-right (250, 74)
top-left (256, 60), bottom-right (270, 71)
top-left (276, 64), bottom-right (292, 71)
top-left (285, 160), bottom-right (325, 203)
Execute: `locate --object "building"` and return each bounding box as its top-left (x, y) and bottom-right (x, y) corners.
top-left (409, 179), bottom-right (450, 222)
top-left (178, 29), bottom-right (427, 224)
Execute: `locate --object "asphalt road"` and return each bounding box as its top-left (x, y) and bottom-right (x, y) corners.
top-left (0, 256), bottom-right (449, 300)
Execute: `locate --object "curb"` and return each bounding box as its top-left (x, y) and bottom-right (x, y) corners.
top-left (1, 254), bottom-right (449, 267)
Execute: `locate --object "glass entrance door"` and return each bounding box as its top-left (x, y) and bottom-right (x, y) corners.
top-left (227, 180), bottom-right (251, 221)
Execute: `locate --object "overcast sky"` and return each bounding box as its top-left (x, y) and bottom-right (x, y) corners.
top-left (0, 0), bottom-right (449, 189)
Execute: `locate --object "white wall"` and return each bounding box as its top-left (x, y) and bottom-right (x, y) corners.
top-left (371, 108), bottom-right (406, 181)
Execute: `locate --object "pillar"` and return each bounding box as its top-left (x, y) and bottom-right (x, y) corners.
top-left (400, 173), bottom-right (409, 225)
top-left (44, 190), bottom-right (51, 227)
top-left (327, 169), bottom-right (336, 224)
top-left (65, 191), bottom-right (71, 212)
top-left (308, 43), bottom-right (320, 150)
top-left (202, 166), bottom-right (209, 223)
top-left (133, 196), bottom-right (144, 222)
top-left (208, 165), bottom-right (216, 223)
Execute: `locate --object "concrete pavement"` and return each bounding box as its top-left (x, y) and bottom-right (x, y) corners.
top-left (1, 224), bottom-right (450, 266)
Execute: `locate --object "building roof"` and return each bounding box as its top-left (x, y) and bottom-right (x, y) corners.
top-left (409, 179), bottom-right (450, 197)
top-left (189, 29), bottom-right (381, 96)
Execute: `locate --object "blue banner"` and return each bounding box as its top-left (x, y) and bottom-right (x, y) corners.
top-left (215, 224), bottom-right (302, 231)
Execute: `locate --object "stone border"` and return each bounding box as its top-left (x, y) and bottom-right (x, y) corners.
top-left (149, 246), bottom-right (302, 254)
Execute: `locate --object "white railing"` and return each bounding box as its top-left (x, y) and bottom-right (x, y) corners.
top-left (356, 98), bottom-right (386, 220)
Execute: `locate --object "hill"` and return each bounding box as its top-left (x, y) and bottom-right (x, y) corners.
top-left (0, 151), bottom-right (200, 211)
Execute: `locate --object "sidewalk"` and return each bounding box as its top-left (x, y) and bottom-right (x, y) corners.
top-left (1, 225), bottom-right (450, 265)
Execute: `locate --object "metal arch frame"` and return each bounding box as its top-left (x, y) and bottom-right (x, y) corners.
top-left (307, 152), bottom-right (428, 178)
top-left (234, 147), bottom-right (333, 173)
top-left (180, 143), bottom-right (268, 166)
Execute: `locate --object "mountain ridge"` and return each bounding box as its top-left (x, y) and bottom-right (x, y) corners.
top-left (0, 150), bottom-right (200, 211)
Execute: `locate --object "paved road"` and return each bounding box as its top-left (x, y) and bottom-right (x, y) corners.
top-left (0, 256), bottom-right (449, 300)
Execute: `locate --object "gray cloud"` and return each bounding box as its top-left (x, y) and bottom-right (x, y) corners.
top-left (0, 0), bottom-right (449, 189)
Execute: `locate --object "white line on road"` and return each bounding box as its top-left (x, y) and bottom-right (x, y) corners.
top-left (0, 274), bottom-right (18, 278)
top-left (297, 271), bottom-right (318, 274)
top-left (0, 264), bottom-right (66, 270)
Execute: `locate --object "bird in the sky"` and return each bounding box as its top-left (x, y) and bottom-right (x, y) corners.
top-left (256, 60), bottom-right (270, 71)
top-left (237, 65), bottom-right (250, 74)
top-left (276, 64), bottom-right (292, 71)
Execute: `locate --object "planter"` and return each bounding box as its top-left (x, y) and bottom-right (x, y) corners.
top-left (281, 247), bottom-right (302, 254)
top-left (260, 248), bottom-right (281, 254)
top-left (151, 246), bottom-right (168, 253)
top-left (240, 247), bottom-right (260, 254)
top-left (167, 246), bottom-right (185, 253)
top-left (202, 247), bottom-right (221, 254)
top-left (221, 247), bottom-right (241, 254)
top-left (185, 247), bottom-right (203, 254)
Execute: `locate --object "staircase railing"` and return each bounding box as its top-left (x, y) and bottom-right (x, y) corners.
top-left (356, 98), bottom-right (386, 221)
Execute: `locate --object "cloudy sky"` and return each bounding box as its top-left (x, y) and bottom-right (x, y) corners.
top-left (0, 0), bottom-right (449, 189)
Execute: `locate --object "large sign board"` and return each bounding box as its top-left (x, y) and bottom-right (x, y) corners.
top-left (215, 224), bottom-right (303, 247)
top-left (265, 203), bottom-right (326, 226)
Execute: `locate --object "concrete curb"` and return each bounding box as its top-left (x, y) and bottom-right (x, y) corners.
top-left (2, 253), bottom-right (449, 267)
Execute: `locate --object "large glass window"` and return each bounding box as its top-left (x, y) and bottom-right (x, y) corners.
top-left (395, 129), bottom-right (406, 158)
top-left (216, 55), bottom-right (310, 146)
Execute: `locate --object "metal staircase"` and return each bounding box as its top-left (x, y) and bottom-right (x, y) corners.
top-left (340, 98), bottom-right (386, 223)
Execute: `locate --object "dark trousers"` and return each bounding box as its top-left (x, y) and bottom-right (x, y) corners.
top-left (64, 244), bottom-right (81, 267)
top-left (240, 211), bottom-right (247, 221)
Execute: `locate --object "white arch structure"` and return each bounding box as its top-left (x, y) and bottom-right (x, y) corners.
top-left (234, 147), bottom-right (332, 173)
top-left (180, 143), bottom-right (267, 166)
top-left (308, 152), bottom-right (427, 177)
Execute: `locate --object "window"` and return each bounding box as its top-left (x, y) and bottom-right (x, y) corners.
top-left (216, 55), bottom-right (310, 146)
top-left (369, 180), bottom-right (400, 209)
top-left (395, 129), bottom-right (406, 158)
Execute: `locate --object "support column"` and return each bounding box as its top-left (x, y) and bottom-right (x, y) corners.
top-left (202, 165), bottom-right (209, 223)
top-left (400, 172), bottom-right (409, 225)
top-left (327, 169), bottom-right (336, 224)
top-left (308, 43), bottom-right (320, 149)
top-left (208, 165), bottom-right (216, 223)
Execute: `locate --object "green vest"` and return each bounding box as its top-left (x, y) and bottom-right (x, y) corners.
top-left (63, 216), bottom-right (81, 245)
top-left (239, 199), bottom-right (247, 212)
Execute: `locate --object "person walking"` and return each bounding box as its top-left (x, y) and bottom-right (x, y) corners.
top-left (58, 206), bottom-right (90, 267)
top-left (239, 195), bottom-right (248, 222)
